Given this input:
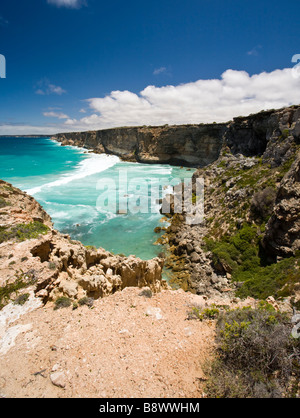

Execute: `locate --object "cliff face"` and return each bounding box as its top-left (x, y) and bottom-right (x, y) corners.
top-left (54, 105), bottom-right (300, 167)
top-left (263, 153), bottom-right (300, 257)
top-left (54, 124), bottom-right (226, 167)
top-left (225, 106), bottom-right (300, 161)
top-left (157, 105), bottom-right (300, 304)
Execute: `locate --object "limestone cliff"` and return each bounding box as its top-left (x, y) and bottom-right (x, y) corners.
top-left (53, 105), bottom-right (300, 168)
top-left (54, 124), bottom-right (225, 167)
top-left (157, 105), bottom-right (300, 305)
top-left (263, 153), bottom-right (300, 257)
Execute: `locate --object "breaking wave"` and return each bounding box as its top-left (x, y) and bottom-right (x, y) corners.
top-left (27, 153), bottom-right (120, 195)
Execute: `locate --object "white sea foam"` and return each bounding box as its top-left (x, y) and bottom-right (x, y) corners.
top-left (132, 166), bottom-right (173, 176)
top-left (27, 154), bottom-right (120, 195)
top-left (42, 201), bottom-right (101, 224)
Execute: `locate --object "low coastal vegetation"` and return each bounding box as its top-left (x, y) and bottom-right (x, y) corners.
top-left (204, 225), bottom-right (300, 304)
top-left (0, 270), bottom-right (37, 310)
top-left (0, 221), bottom-right (49, 244)
top-left (0, 196), bottom-right (10, 208)
top-left (187, 304), bottom-right (221, 321)
top-left (54, 296), bottom-right (72, 310)
top-left (54, 296), bottom-right (94, 311)
top-left (203, 304), bottom-right (300, 398)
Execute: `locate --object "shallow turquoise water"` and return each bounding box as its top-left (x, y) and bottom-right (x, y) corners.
top-left (0, 137), bottom-right (194, 260)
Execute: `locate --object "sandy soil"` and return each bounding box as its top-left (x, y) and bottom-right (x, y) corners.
top-left (0, 288), bottom-right (216, 398)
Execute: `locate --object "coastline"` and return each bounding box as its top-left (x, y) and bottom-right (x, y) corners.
top-left (49, 136), bottom-right (196, 282)
top-left (50, 104), bottom-right (300, 299)
top-left (0, 104), bottom-right (300, 398)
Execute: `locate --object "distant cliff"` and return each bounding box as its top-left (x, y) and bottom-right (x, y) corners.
top-left (53, 105), bottom-right (300, 167)
top-left (53, 124), bottom-right (226, 167)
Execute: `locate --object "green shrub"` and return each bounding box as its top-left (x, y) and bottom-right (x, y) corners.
top-left (250, 187), bottom-right (277, 222)
top-left (0, 222), bottom-right (49, 244)
top-left (205, 224), bottom-right (300, 300)
top-left (13, 293), bottom-right (30, 306)
top-left (0, 197), bottom-right (9, 208)
top-left (205, 306), bottom-right (300, 398)
top-left (78, 297), bottom-right (94, 308)
top-left (236, 256), bottom-right (300, 300)
top-left (187, 305), bottom-right (220, 321)
top-left (0, 271), bottom-right (37, 310)
top-left (139, 288), bottom-right (153, 298)
top-left (54, 297), bottom-right (72, 310)
top-left (205, 225), bottom-right (260, 275)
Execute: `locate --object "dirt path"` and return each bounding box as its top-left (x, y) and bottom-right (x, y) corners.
top-left (0, 288), bottom-right (215, 398)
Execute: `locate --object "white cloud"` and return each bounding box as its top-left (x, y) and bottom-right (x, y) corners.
top-left (47, 0), bottom-right (85, 9)
top-left (60, 67), bottom-right (300, 131)
top-left (153, 67), bottom-right (167, 75)
top-left (3, 67), bottom-right (300, 135)
top-left (247, 45), bottom-right (263, 56)
top-left (43, 111), bottom-right (69, 119)
top-left (48, 84), bottom-right (66, 95)
top-left (35, 79), bottom-right (66, 95)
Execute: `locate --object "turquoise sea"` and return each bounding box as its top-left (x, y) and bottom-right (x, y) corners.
top-left (0, 137), bottom-right (193, 260)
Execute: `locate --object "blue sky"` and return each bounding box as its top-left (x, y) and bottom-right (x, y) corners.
top-left (0, 0), bottom-right (300, 134)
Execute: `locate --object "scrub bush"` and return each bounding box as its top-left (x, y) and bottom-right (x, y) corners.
top-left (205, 306), bottom-right (300, 398)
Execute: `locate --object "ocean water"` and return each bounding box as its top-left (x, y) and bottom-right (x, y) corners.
top-left (0, 137), bottom-right (194, 260)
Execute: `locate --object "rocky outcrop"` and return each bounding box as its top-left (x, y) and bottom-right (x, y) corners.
top-left (263, 153), bottom-right (300, 257)
top-left (0, 180), bottom-right (52, 228)
top-left (0, 181), bottom-right (167, 306)
top-left (222, 106), bottom-right (300, 162)
top-left (30, 233), bottom-right (166, 302)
